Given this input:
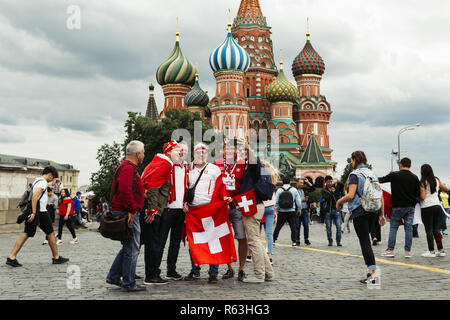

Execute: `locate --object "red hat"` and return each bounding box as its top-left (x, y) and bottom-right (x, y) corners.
top-left (163, 140), bottom-right (180, 154)
top-left (193, 143), bottom-right (209, 152)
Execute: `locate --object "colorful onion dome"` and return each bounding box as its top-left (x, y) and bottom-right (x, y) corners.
top-left (266, 61), bottom-right (298, 103)
top-left (292, 32), bottom-right (325, 77)
top-left (156, 32), bottom-right (197, 86)
top-left (209, 24), bottom-right (250, 73)
top-left (185, 74), bottom-right (209, 107)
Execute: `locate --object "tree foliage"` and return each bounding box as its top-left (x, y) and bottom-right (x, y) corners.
top-left (89, 142), bottom-right (122, 203)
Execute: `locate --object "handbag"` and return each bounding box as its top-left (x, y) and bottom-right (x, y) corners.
top-left (186, 164), bottom-right (208, 205)
top-left (98, 162), bottom-right (136, 241)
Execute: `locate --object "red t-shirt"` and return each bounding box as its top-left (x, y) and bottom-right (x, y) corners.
top-left (59, 198), bottom-right (75, 216)
top-left (213, 157), bottom-right (246, 197)
top-left (110, 160), bottom-right (145, 214)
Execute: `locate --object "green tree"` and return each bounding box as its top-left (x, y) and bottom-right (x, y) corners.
top-left (123, 109), bottom-right (212, 173)
top-left (89, 142), bottom-right (122, 203)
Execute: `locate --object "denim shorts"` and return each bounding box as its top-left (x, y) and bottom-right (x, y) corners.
top-left (229, 207), bottom-right (246, 240)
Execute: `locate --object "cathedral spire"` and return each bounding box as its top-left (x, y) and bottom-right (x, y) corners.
top-left (145, 82), bottom-right (159, 121)
top-left (234, 0), bottom-right (266, 26)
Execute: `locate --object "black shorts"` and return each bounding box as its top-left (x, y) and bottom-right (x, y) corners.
top-left (24, 211), bottom-right (54, 238)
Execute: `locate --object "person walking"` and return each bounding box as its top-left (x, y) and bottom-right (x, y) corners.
top-left (378, 157), bottom-right (420, 258)
top-left (140, 140), bottom-right (181, 285)
top-left (106, 140), bottom-right (146, 292)
top-left (238, 145), bottom-right (275, 283)
top-left (260, 160), bottom-right (279, 264)
top-left (439, 190), bottom-right (449, 236)
top-left (183, 143), bottom-right (230, 284)
top-left (336, 151), bottom-right (385, 284)
top-left (56, 188), bottom-right (78, 244)
top-left (322, 176), bottom-right (343, 246)
top-left (6, 166), bottom-right (69, 267)
top-left (72, 191), bottom-right (86, 229)
top-left (295, 177), bottom-right (315, 246)
top-left (419, 164), bottom-right (449, 257)
top-left (214, 139), bottom-right (247, 281)
top-left (43, 187), bottom-right (58, 245)
top-left (273, 176), bottom-right (302, 247)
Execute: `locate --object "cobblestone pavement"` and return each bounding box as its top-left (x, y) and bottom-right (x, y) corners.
top-left (1, 220), bottom-right (450, 300)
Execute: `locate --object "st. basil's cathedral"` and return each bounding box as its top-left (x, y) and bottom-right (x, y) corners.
top-left (146, 0), bottom-right (337, 180)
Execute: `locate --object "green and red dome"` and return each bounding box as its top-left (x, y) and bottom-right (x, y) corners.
top-left (292, 38), bottom-right (325, 77)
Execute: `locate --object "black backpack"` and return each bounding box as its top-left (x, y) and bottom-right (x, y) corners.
top-left (279, 186), bottom-right (294, 209)
top-left (16, 178), bottom-right (46, 224)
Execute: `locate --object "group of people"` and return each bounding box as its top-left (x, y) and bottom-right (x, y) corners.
top-left (5, 140), bottom-right (449, 292)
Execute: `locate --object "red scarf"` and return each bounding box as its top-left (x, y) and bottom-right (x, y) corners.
top-left (142, 153), bottom-right (173, 191)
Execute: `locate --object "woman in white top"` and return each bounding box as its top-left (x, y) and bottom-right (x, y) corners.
top-left (419, 164), bottom-right (449, 257)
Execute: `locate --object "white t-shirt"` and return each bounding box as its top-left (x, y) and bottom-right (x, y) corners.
top-left (420, 179), bottom-right (440, 209)
top-left (167, 165), bottom-right (186, 209)
top-left (33, 178), bottom-right (48, 212)
top-left (188, 163), bottom-right (221, 207)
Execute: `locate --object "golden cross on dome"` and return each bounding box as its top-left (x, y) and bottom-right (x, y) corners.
top-left (280, 49), bottom-right (284, 70)
top-left (306, 17), bottom-right (310, 40)
top-left (227, 8), bottom-right (232, 32)
top-left (176, 17), bottom-right (180, 41)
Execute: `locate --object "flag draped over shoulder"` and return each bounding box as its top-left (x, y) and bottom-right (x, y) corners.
top-left (141, 153), bottom-right (173, 190)
top-left (185, 201), bottom-right (237, 266)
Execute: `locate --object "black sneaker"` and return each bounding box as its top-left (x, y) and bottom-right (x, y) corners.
top-left (106, 278), bottom-right (122, 287)
top-left (238, 270), bottom-right (245, 282)
top-left (295, 241), bottom-right (300, 246)
top-left (328, 243), bottom-right (333, 246)
top-left (222, 268), bottom-right (235, 279)
top-left (135, 274), bottom-right (142, 280)
top-left (6, 258), bottom-right (22, 267)
top-left (183, 272), bottom-right (200, 281)
top-left (52, 256), bottom-right (69, 264)
top-left (144, 276), bottom-right (168, 285)
top-left (305, 240), bottom-right (311, 245)
top-left (337, 243), bottom-right (342, 247)
top-left (121, 285), bottom-right (146, 292)
top-left (372, 239), bottom-right (378, 246)
top-left (360, 273), bottom-right (376, 285)
top-left (269, 258), bottom-right (273, 265)
top-left (166, 271), bottom-right (183, 280)
top-left (246, 255), bottom-right (252, 262)
top-left (208, 274), bottom-right (218, 283)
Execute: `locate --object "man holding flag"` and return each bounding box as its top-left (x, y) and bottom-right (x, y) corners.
top-left (183, 143), bottom-right (236, 284)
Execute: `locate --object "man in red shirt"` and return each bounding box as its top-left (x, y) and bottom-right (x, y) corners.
top-left (106, 140), bottom-right (146, 292)
top-left (214, 139), bottom-right (247, 281)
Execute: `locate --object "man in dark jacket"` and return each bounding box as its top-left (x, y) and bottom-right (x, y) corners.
top-left (322, 176), bottom-right (343, 246)
top-left (295, 178), bottom-right (315, 245)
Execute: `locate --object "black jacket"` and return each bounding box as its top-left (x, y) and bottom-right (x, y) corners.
top-left (239, 157), bottom-right (263, 204)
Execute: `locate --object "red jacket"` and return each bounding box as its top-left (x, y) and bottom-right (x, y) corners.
top-left (110, 160), bottom-right (144, 214)
top-left (213, 157), bottom-right (246, 198)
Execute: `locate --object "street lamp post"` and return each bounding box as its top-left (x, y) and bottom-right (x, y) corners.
top-left (397, 123), bottom-right (420, 169)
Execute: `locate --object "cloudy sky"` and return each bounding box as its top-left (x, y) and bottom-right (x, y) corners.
top-left (1, 0), bottom-right (449, 187)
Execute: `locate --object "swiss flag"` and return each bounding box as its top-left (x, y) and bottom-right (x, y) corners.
top-left (233, 190), bottom-right (257, 216)
top-left (185, 201), bottom-right (237, 265)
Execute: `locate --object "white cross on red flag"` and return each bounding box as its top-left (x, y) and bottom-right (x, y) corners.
top-left (233, 189), bottom-right (257, 217)
top-left (185, 201), bottom-right (237, 265)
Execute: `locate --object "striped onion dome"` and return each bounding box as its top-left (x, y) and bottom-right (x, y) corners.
top-left (156, 32), bottom-right (197, 86)
top-left (292, 34), bottom-right (325, 77)
top-left (209, 24), bottom-right (250, 73)
top-left (266, 61), bottom-right (298, 103)
top-left (185, 74), bottom-right (209, 107)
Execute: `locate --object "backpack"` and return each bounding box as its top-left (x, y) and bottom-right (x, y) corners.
top-left (279, 187), bottom-right (294, 209)
top-left (354, 169), bottom-right (383, 212)
top-left (16, 178), bottom-right (46, 224)
top-left (254, 163), bottom-right (275, 201)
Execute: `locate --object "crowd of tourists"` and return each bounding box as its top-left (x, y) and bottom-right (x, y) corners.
top-left (5, 139), bottom-right (449, 292)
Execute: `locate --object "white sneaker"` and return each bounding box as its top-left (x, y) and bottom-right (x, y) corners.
top-left (421, 251), bottom-right (436, 258)
top-left (42, 240), bottom-right (48, 245)
top-left (69, 238), bottom-right (79, 244)
top-left (436, 251), bottom-right (446, 257)
top-left (56, 239), bottom-right (63, 245)
top-left (243, 276), bottom-right (265, 283)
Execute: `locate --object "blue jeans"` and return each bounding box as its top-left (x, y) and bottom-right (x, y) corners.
top-left (263, 206), bottom-right (275, 254)
top-left (107, 211), bottom-right (141, 290)
top-left (387, 207), bottom-right (414, 251)
top-left (325, 210), bottom-right (342, 244)
top-left (188, 249), bottom-right (218, 276)
top-left (295, 208), bottom-right (310, 242)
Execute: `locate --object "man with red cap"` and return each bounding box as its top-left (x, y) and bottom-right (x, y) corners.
top-left (140, 140), bottom-right (181, 285)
